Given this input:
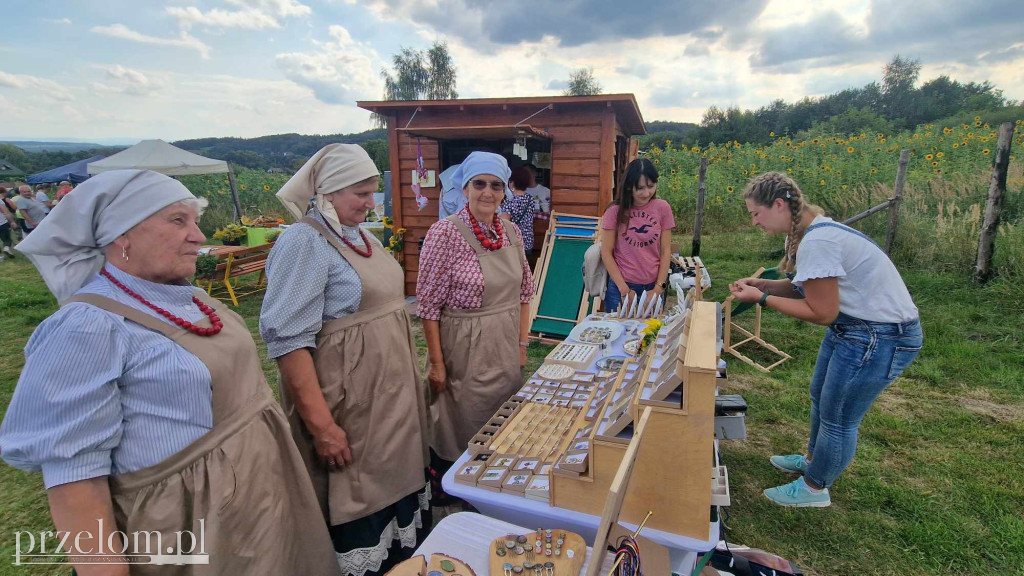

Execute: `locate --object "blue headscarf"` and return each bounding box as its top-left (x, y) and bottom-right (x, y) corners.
top-left (451, 151), bottom-right (511, 197)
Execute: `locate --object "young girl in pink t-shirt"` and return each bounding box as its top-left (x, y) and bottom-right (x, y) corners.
top-left (600, 158), bottom-right (675, 311)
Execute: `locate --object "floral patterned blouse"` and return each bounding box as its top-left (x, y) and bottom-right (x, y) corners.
top-left (501, 192), bottom-right (536, 251)
top-left (416, 207), bottom-right (536, 321)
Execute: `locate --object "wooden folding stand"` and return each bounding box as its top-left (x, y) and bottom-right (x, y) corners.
top-left (722, 267), bottom-right (792, 373)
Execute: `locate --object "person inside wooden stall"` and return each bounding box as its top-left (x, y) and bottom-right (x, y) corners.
top-left (502, 165), bottom-right (537, 257)
top-left (417, 151), bottom-right (536, 503)
top-left (1, 169), bottom-right (338, 576)
top-left (261, 144), bottom-right (431, 576)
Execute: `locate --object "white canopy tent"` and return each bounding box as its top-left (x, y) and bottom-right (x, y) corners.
top-left (88, 139), bottom-right (242, 218)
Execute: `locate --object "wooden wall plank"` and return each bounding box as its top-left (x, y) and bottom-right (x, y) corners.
top-left (552, 158), bottom-right (601, 176)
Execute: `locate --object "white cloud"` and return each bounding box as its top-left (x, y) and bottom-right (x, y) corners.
top-left (275, 25), bottom-right (382, 104)
top-left (0, 70), bottom-right (74, 102)
top-left (90, 65), bottom-right (165, 96)
top-left (225, 0), bottom-right (312, 18)
top-left (42, 17), bottom-right (73, 25)
top-left (91, 24), bottom-right (212, 58)
top-left (166, 6), bottom-right (281, 30)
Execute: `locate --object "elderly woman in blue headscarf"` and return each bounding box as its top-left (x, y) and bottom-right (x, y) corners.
top-left (1, 170), bottom-right (338, 576)
top-left (416, 152), bottom-right (536, 484)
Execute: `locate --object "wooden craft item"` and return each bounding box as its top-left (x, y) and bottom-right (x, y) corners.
top-left (537, 363), bottom-right (577, 381)
top-left (545, 341), bottom-right (599, 369)
top-left (584, 407), bottom-right (652, 576)
top-left (722, 267), bottom-right (792, 373)
top-left (622, 339), bottom-right (641, 356)
top-left (514, 458), bottom-right (541, 472)
top-left (385, 553), bottom-right (476, 576)
top-left (488, 530), bottom-right (585, 576)
top-left (454, 461), bottom-right (487, 485)
top-left (525, 475), bottom-right (551, 502)
top-left (502, 472), bottom-right (532, 494)
top-left (559, 451), bottom-right (589, 473)
top-left (478, 466), bottom-right (509, 489)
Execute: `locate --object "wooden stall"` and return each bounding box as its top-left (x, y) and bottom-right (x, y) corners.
top-left (357, 95), bottom-right (646, 295)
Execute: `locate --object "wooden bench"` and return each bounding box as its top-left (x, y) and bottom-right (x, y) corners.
top-left (204, 243), bottom-right (274, 306)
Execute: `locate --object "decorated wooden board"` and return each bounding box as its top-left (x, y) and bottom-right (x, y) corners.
top-left (489, 402), bottom-right (581, 460)
top-left (488, 529), bottom-right (586, 576)
top-left (544, 341), bottom-right (599, 369)
top-left (385, 552), bottom-right (476, 576)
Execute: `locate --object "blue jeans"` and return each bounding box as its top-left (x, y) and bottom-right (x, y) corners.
top-left (604, 278), bottom-right (663, 312)
top-left (804, 313), bottom-right (923, 488)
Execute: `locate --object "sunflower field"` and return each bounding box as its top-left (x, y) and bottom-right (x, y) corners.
top-left (650, 117), bottom-right (1024, 275)
top-left (179, 169), bottom-right (293, 236)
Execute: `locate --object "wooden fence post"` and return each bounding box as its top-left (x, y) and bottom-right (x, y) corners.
top-left (692, 157), bottom-right (707, 257)
top-left (974, 122), bottom-right (1015, 284)
top-left (884, 149), bottom-right (910, 255)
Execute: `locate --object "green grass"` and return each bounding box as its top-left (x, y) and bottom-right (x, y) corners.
top-left (1, 231), bottom-right (1022, 576)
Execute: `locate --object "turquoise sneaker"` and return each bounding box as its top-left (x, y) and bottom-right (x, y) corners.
top-left (770, 454), bottom-right (808, 474)
top-left (764, 477), bottom-right (831, 508)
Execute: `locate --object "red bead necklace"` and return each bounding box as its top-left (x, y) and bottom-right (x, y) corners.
top-left (101, 268), bottom-right (224, 336)
top-left (323, 219), bottom-right (373, 258)
top-left (466, 210), bottom-right (504, 251)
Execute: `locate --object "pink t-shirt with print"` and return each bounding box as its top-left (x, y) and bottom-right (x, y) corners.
top-left (601, 198), bottom-right (675, 285)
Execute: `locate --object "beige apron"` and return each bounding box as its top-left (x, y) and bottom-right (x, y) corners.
top-left (279, 217), bottom-right (429, 526)
top-left (63, 292), bottom-right (339, 576)
top-left (431, 215), bottom-right (524, 462)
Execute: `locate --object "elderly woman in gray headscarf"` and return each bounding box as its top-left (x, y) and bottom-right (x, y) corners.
top-left (0, 170), bottom-right (338, 576)
top-left (260, 144), bottom-right (430, 576)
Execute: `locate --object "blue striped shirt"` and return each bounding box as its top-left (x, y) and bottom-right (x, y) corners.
top-left (260, 210), bottom-right (381, 359)
top-left (0, 266), bottom-right (213, 488)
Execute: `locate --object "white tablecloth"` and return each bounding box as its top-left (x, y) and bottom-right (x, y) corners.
top-left (443, 459), bottom-right (711, 575)
top-left (415, 512), bottom-right (616, 575)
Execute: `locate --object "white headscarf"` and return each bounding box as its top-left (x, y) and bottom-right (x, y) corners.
top-left (276, 143), bottom-right (380, 228)
top-left (438, 163), bottom-right (466, 219)
top-left (16, 170), bottom-right (197, 303)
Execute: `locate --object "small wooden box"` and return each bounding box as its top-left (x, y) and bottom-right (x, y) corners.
top-left (502, 472), bottom-right (532, 494)
top-left (453, 462), bottom-right (486, 485)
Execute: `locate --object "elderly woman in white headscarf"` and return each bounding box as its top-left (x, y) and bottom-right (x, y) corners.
top-left (0, 170), bottom-right (338, 576)
top-left (260, 144), bottom-right (430, 576)
top-left (416, 151), bottom-right (536, 495)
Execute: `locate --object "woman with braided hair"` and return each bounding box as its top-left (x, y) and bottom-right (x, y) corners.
top-left (729, 172), bottom-right (922, 508)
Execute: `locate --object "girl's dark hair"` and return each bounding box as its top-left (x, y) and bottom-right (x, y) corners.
top-left (510, 166), bottom-right (531, 191)
top-left (614, 157), bottom-right (659, 228)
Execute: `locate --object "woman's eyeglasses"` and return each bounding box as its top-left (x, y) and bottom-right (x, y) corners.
top-left (470, 179), bottom-right (506, 192)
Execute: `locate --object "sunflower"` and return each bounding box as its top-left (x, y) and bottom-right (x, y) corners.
top-left (726, 186), bottom-right (735, 193)
top-left (811, 138), bottom-right (820, 144)
top-left (715, 195), bottom-right (722, 203)
top-left (974, 116), bottom-right (981, 122)
top-left (263, 185), bottom-right (271, 191)
top-left (974, 121), bottom-right (982, 127)
top-left (870, 168), bottom-right (877, 174)
top-left (931, 161), bottom-right (939, 167)
top-left (953, 143), bottom-right (959, 149)
top-left (240, 185), bottom-right (247, 191)
top-left (841, 184), bottom-right (848, 190)
top-left (982, 149), bottom-right (991, 155)
top-left (943, 127), bottom-right (952, 135)
top-left (819, 179), bottom-right (826, 186)
top-left (936, 152), bottom-right (944, 158)
top-left (770, 131), bottom-right (775, 137)
top-left (925, 154), bottom-right (934, 160)
top-left (847, 146), bottom-right (855, 154)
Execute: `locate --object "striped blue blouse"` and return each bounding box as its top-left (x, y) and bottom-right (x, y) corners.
top-left (0, 266), bottom-right (213, 489)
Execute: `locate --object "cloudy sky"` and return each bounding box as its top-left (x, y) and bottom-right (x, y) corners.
top-left (2, 0), bottom-right (1022, 143)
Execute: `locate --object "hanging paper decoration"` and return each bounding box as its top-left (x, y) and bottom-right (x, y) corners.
top-left (412, 139), bottom-right (429, 211)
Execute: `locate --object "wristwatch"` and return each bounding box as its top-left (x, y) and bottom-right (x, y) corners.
top-left (759, 293), bottom-right (770, 306)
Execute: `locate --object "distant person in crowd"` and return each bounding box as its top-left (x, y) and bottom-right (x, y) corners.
top-left (34, 184), bottom-right (53, 210)
top-left (502, 166), bottom-right (536, 253)
top-left (417, 151), bottom-right (535, 505)
top-left (729, 172), bottom-right (921, 508)
top-left (55, 180), bottom-right (73, 202)
top-left (263, 144), bottom-right (431, 576)
top-left (0, 188), bottom-right (14, 260)
top-left (3, 188), bottom-right (24, 241)
top-left (600, 157), bottom-right (675, 312)
top-left (16, 185), bottom-right (48, 234)
top-left (2, 170), bottom-right (339, 575)
top-left (438, 163), bottom-right (468, 220)
top-left (524, 164), bottom-right (550, 221)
